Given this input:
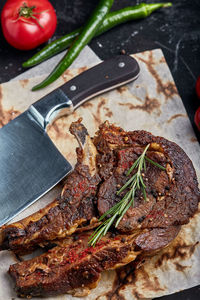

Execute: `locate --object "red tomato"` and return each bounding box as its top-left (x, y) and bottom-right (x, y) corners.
top-left (1, 0), bottom-right (57, 50)
top-left (194, 106), bottom-right (200, 131)
top-left (196, 76), bottom-right (200, 99)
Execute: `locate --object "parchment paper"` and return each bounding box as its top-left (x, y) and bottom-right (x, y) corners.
top-left (0, 48), bottom-right (199, 300)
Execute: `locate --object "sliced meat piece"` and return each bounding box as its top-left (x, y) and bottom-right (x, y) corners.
top-left (0, 120), bottom-right (100, 254)
top-left (9, 225), bottom-right (180, 298)
top-left (9, 232), bottom-right (140, 297)
top-left (95, 122), bottom-right (200, 233)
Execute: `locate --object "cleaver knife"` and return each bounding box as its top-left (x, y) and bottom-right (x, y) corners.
top-left (0, 55), bottom-right (139, 226)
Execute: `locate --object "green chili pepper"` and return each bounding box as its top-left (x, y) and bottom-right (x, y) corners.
top-left (32, 0), bottom-right (114, 91)
top-left (23, 3), bottom-right (172, 69)
top-left (32, 0), bottom-right (172, 91)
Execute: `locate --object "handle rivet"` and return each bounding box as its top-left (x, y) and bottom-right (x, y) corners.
top-left (118, 62), bottom-right (125, 68)
top-left (70, 85), bottom-right (77, 91)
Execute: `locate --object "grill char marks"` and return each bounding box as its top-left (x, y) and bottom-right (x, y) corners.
top-left (0, 120), bottom-right (100, 255)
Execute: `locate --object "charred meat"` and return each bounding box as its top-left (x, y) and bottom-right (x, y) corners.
top-left (3, 121), bottom-right (200, 297)
top-left (9, 226), bottom-right (181, 298)
top-left (9, 231), bottom-right (140, 297)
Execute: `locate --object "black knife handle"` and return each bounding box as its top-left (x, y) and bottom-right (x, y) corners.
top-left (61, 55), bottom-right (140, 109)
top-left (29, 55), bottom-right (139, 129)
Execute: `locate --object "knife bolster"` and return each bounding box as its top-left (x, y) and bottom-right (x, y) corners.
top-left (28, 89), bottom-right (74, 130)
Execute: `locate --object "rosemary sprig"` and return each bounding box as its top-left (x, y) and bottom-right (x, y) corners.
top-left (88, 144), bottom-right (165, 247)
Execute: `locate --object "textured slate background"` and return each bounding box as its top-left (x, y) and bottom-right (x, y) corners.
top-left (0, 0), bottom-right (200, 299)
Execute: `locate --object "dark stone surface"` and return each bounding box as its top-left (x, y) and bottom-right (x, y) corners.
top-left (0, 0), bottom-right (199, 298)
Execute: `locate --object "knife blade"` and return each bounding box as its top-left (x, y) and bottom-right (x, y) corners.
top-left (0, 55), bottom-right (140, 226)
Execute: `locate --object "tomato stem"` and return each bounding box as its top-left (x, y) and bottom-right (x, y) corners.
top-left (19, 3), bottom-right (36, 18)
top-left (15, 2), bottom-right (44, 28)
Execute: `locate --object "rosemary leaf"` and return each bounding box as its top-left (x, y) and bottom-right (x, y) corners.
top-left (103, 214), bottom-right (117, 235)
top-left (115, 198), bottom-right (133, 227)
top-left (131, 178), bottom-right (137, 188)
top-left (99, 200), bottom-right (121, 221)
top-left (143, 158), bottom-right (147, 171)
top-left (126, 159), bottom-right (139, 176)
top-left (89, 226), bottom-right (105, 245)
top-left (118, 192), bottom-right (131, 214)
top-left (141, 185), bottom-right (147, 201)
top-left (116, 176), bottom-right (135, 195)
top-left (139, 175), bottom-right (146, 189)
top-left (145, 156), bottom-right (166, 171)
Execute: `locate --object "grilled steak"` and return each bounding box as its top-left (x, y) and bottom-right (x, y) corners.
top-left (0, 120), bottom-right (100, 254)
top-left (9, 227), bottom-right (180, 298)
top-left (4, 120), bottom-right (200, 297)
top-left (9, 232), bottom-right (138, 297)
top-left (94, 122), bottom-right (199, 233)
